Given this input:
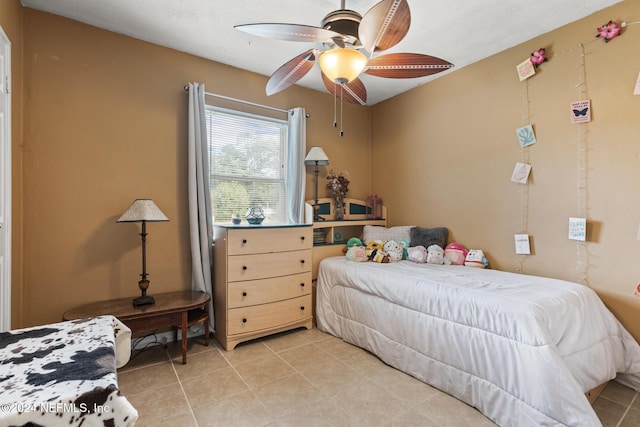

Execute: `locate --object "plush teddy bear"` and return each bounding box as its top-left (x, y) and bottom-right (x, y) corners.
top-left (444, 242), bottom-right (467, 265)
top-left (465, 249), bottom-right (489, 268)
top-left (426, 244), bottom-right (444, 264)
top-left (383, 240), bottom-right (405, 263)
top-left (407, 245), bottom-right (427, 263)
top-left (345, 246), bottom-right (368, 262)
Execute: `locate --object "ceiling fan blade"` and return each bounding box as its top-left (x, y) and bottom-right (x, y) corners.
top-left (235, 23), bottom-right (344, 43)
top-left (266, 49), bottom-right (319, 96)
top-left (364, 53), bottom-right (454, 78)
top-left (321, 73), bottom-right (367, 105)
top-left (359, 0), bottom-right (410, 53)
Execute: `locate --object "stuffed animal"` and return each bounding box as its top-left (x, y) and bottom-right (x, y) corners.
top-left (383, 240), bottom-right (405, 262)
top-left (343, 237), bottom-right (364, 255)
top-left (426, 244), bottom-right (444, 264)
top-left (346, 246), bottom-right (368, 262)
top-left (372, 251), bottom-right (390, 263)
top-left (347, 237), bottom-right (363, 248)
top-left (366, 240), bottom-right (385, 260)
top-left (444, 242), bottom-right (468, 265)
top-left (465, 249), bottom-right (489, 268)
top-left (398, 238), bottom-right (410, 259)
top-left (407, 246), bottom-right (427, 263)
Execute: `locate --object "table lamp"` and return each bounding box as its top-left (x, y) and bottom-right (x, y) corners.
top-left (117, 199), bottom-right (169, 306)
top-left (304, 146), bottom-right (330, 221)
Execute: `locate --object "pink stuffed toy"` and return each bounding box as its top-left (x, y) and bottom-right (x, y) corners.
top-left (444, 242), bottom-right (467, 265)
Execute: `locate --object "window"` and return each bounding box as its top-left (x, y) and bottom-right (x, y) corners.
top-left (205, 105), bottom-right (289, 224)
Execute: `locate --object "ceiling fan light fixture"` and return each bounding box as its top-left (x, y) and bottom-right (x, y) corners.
top-left (318, 48), bottom-right (368, 84)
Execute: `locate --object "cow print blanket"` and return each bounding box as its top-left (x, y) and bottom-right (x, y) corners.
top-left (0, 316), bottom-right (138, 426)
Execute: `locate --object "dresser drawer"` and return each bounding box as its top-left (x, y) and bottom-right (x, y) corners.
top-left (227, 227), bottom-right (312, 255)
top-left (228, 272), bottom-right (311, 308)
top-left (227, 294), bottom-right (312, 335)
top-left (228, 249), bottom-right (311, 282)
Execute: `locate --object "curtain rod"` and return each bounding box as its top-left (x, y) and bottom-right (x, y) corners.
top-left (184, 85), bottom-right (296, 115)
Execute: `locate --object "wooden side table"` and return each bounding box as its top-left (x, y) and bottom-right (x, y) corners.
top-left (63, 290), bottom-right (211, 364)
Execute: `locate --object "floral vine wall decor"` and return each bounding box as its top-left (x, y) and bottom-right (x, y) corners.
top-left (596, 20), bottom-right (622, 42)
top-left (326, 170), bottom-right (350, 220)
top-left (530, 48), bottom-right (547, 67)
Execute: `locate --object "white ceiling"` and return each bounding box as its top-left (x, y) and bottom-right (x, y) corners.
top-left (21, 0), bottom-right (622, 105)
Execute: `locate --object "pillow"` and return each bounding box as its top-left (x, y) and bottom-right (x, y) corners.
top-left (410, 226), bottom-right (448, 249)
top-left (362, 225), bottom-right (414, 244)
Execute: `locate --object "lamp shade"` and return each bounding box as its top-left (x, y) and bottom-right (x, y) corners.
top-left (318, 48), bottom-right (368, 84)
top-left (304, 146), bottom-right (330, 166)
top-left (117, 199), bottom-right (169, 223)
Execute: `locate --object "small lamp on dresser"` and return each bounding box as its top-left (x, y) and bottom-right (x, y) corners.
top-left (304, 146), bottom-right (330, 221)
top-left (117, 199), bottom-right (169, 306)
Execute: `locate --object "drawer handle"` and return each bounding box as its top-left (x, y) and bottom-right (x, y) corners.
top-left (242, 266), bottom-right (248, 271)
top-left (242, 318), bottom-right (247, 323)
top-left (300, 306), bottom-right (305, 311)
top-left (242, 239), bottom-right (247, 244)
top-left (300, 282), bottom-right (305, 288)
top-left (300, 236), bottom-right (305, 241)
top-left (300, 259), bottom-right (305, 264)
top-left (242, 291), bottom-right (247, 297)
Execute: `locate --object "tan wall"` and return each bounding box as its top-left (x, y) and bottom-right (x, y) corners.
top-left (0, 0), bottom-right (24, 328)
top-left (11, 2), bottom-right (640, 342)
top-left (18, 9), bottom-right (371, 328)
top-left (371, 1), bottom-right (640, 339)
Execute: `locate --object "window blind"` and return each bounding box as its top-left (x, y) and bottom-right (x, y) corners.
top-left (205, 105), bottom-right (289, 224)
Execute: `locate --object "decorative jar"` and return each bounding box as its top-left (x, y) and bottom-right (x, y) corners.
top-left (245, 207), bottom-right (265, 225)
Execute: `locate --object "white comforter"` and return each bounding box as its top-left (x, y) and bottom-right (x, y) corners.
top-left (316, 257), bottom-right (640, 427)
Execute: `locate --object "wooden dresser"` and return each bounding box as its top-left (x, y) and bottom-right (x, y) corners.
top-left (213, 224), bottom-right (313, 350)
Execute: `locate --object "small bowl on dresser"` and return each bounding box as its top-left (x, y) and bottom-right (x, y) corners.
top-left (246, 217), bottom-right (264, 225)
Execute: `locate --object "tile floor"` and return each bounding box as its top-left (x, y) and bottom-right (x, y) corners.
top-left (117, 328), bottom-right (640, 427)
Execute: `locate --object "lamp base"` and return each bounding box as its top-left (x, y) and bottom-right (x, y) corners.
top-left (312, 204), bottom-right (326, 222)
top-left (133, 295), bottom-right (155, 307)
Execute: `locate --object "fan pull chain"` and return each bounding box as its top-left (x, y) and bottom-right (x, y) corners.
top-left (340, 84), bottom-right (344, 137)
top-left (333, 81), bottom-right (338, 129)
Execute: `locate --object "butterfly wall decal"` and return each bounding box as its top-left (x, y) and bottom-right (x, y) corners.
top-left (573, 108), bottom-right (589, 117)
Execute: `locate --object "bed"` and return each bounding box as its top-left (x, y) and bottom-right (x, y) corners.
top-left (316, 257), bottom-right (640, 427)
top-left (0, 315), bottom-right (138, 426)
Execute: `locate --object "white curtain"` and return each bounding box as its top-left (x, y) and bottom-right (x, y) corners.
top-left (187, 82), bottom-right (214, 331)
top-left (286, 107), bottom-right (307, 224)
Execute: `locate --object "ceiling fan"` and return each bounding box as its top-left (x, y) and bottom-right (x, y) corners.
top-left (235, 0), bottom-right (454, 106)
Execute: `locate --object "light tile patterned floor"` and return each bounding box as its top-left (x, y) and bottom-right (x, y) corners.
top-left (117, 328), bottom-right (639, 427)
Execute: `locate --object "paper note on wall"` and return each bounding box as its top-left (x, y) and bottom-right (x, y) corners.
top-left (568, 217), bottom-right (586, 241)
top-left (514, 234), bottom-right (531, 255)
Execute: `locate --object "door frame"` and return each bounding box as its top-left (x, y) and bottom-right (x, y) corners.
top-left (0, 24), bottom-right (11, 332)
